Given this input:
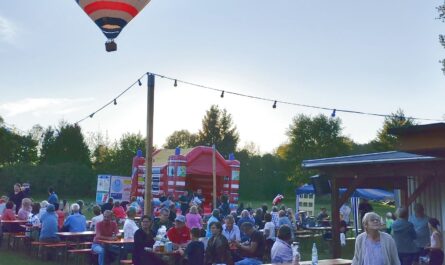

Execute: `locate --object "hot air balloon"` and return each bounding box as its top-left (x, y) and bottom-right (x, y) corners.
top-left (75, 0), bottom-right (151, 52)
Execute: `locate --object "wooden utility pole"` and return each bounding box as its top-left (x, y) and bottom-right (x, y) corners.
top-left (144, 74), bottom-right (155, 215)
top-left (212, 144), bottom-right (217, 210)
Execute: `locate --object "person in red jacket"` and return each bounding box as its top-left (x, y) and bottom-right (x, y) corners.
top-left (167, 215), bottom-right (191, 247)
top-left (112, 201), bottom-right (126, 223)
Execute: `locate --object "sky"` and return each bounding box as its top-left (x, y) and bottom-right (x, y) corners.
top-left (1, 1), bottom-right (445, 153)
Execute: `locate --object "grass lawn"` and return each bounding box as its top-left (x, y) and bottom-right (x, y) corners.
top-left (0, 249), bottom-right (50, 265)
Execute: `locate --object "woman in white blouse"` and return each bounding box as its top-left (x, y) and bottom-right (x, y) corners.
top-left (426, 218), bottom-right (443, 265)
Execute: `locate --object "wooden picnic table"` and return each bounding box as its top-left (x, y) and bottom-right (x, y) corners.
top-left (1, 219), bottom-right (28, 224)
top-left (97, 238), bottom-right (134, 245)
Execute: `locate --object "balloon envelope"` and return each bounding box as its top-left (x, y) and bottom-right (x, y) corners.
top-left (76, 0), bottom-right (150, 40)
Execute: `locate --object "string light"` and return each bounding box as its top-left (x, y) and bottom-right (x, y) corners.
top-left (138, 79), bottom-right (142, 86)
top-left (74, 71), bottom-right (445, 125)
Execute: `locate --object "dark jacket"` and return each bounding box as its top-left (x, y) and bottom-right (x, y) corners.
top-left (392, 219), bottom-right (417, 254)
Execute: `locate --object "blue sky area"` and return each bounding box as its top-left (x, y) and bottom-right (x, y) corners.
top-left (1, 1), bottom-right (444, 153)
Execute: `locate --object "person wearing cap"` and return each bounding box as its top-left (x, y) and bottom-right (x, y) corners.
top-left (167, 215), bottom-right (191, 246)
top-left (39, 204), bottom-right (60, 242)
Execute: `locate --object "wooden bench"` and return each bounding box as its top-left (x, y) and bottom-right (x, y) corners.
top-left (67, 248), bottom-right (93, 265)
top-left (120, 259), bottom-right (133, 265)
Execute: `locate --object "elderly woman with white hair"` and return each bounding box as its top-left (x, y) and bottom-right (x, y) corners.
top-left (62, 203), bottom-right (87, 232)
top-left (352, 212), bottom-right (400, 265)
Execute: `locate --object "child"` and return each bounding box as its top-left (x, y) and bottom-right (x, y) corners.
top-left (55, 203), bottom-right (65, 231)
top-left (179, 227), bottom-right (204, 265)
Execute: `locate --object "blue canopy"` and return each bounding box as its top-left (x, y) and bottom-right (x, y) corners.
top-left (295, 184), bottom-right (394, 201)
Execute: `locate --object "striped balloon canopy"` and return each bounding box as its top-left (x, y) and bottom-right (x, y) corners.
top-left (76, 0), bottom-right (151, 51)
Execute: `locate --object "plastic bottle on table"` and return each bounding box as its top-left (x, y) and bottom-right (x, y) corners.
top-left (311, 242), bottom-right (318, 265)
top-left (292, 242), bottom-right (300, 265)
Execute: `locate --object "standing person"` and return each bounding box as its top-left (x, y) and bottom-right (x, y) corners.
top-left (205, 221), bottom-right (233, 265)
top-left (9, 183), bottom-right (24, 214)
top-left (178, 227), bottom-right (205, 265)
top-left (55, 204), bottom-right (65, 231)
top-left (186, 205), bottom-right (203, 230)
top-left (39, 204), bottom-right (60, 242)
top-left (63, 203), bottom-right (87, 232)
top-left (271, 206), bottom-right (280, 228)
top-left (340, 204), bottom-right (352, 224)
top-left (133, 215), bottom-right (166, 265)
top-left (234, 222), bottom-right (265, 265)
top-left (392, 207), bottom-right (417, 265)
top-left (409, 203), bottom-right (430, 256)
top-left (219, 194), bottom-right (231, 218)
top-left (47, 187), bottom-right (59, 210)
top-left (179, 191), bottom-right (191, 216)
top-left (92, 210), bottom-right (119, 265)
top-left (358, 199), bottom-right (373, 223)
top-left (271, 225), bottom-right (293, 264)
top-left (351, 212), bottom-right (400, 265)
top-left (426, 218), bottom-right (444, 265)
top-left (385, 212), bottom-right (395, 234)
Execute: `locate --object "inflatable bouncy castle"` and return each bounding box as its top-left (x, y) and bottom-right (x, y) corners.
top-left (130, 146), bottom-right (240, 210)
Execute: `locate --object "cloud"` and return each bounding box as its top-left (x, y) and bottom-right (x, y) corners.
top-left (0, 16), bottom-right (17, 43)
top-left (0, 97), bottom-right (94, 117)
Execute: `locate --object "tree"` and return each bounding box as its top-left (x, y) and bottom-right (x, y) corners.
top-left (0, 120), bottom-right (38, 165)
top-left (163, 130), bottom-right (198, 149)
top-left (40, 123), bottom-right (91, 165)
top-left (371, 109), bottom-right (416, 151)
top-left (438, 3), bottom-right (445, 74)
top-left (284, 114), bottom-right (353, 185)
top-left (197, 105), bottom-right (239, 157)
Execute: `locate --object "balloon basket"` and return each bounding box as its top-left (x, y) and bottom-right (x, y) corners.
top-left (105, 41), bottom-right (117, 52)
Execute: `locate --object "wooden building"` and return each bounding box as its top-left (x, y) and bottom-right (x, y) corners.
top-left (302, 123), bottom-right (445, 258)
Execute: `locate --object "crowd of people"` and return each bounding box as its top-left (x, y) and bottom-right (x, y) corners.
top-left (352, 203), bottom-right (444, 265)
top-left (1, 183), bottom-right (444, 265)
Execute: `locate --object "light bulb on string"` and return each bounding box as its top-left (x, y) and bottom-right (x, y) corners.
top-left (272, 101), bottom-right (277, 109)
top-left (174, 79), bottom-right (178, 87)
top-left (221, 91), bottom-right (225, 98)
top-left (114, 99), bottom-right (117, 105)
top-left (138, 79), bottom-right (142, 86)
top-left (331, 109), bottom-right (336, 118)
top-left (89, 113), bottom-right (94, 118)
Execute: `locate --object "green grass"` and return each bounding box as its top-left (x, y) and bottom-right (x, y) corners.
top-left (0, 250), bottom-right (50, 265)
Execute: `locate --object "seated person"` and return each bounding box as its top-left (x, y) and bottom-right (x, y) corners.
top-left (39, 204), bottom-right (60, 242)
top-left (178, 227), bottom-right (205, 265)
top-left (17, 198), bottom-right (32, 220)
top-left (167, 215), bottom-right (191, 246)
top-left (90, 205), bottom-right (104, 231)
top-left (222, 215), bottom-right (241, 243)
top-left (112, 201), bottom-right (126, 223)
top-left (1, 201), bottom-right (20, 232)
top-left (133, 215), bottom-right (167, 265)
top-left (91, 210), bottom-right (119, 265)
top-left (234, 222), bottom-right (265, 265)
top-left (152, 208), bottom-right (173, 236)
top-left (316, 208), bottom-right (330, 226)
top-left (63, 203), bottom-right (86, 232)
top-left (271, 225), bottom-right (294, 264)
top-left (101, 198), bottom-right (114, 213)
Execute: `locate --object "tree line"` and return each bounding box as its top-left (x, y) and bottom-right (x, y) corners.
top-left (0, 106), bottom-right (414, 200)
